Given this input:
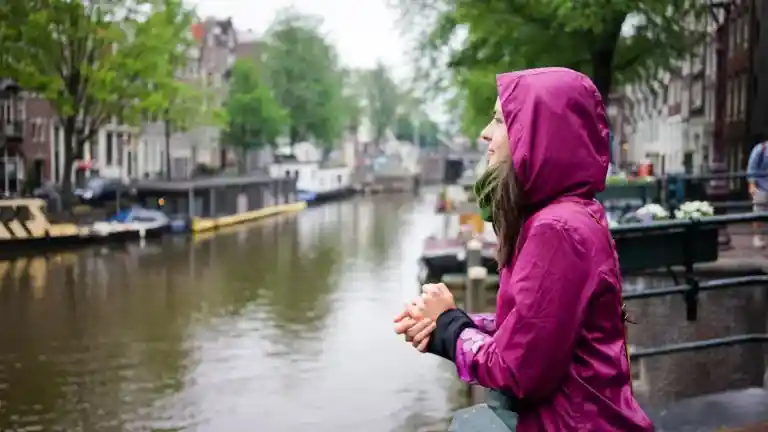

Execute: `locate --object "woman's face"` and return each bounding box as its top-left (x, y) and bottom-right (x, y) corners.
top-left (480, 98), bottom-right (509, 167)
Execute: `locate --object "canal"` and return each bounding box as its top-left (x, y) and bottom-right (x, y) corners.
top-left (0, 194), bottom-right (464, 432)
top-left (1, 193), bottom-right (766, 431)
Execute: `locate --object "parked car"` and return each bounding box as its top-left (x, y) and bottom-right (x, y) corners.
top-left (73, 177), bottom-right (136, 206)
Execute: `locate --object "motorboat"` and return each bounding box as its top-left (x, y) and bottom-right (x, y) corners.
top-left (96, 206), bottom-right (170, 238)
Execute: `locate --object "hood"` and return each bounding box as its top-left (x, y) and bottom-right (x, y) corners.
top-left (496, 67), bottom-right (609, 209)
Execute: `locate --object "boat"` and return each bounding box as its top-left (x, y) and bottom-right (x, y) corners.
top-left (104, 206), bottom-right (170, 238)
top-left (297, 187), bottom-right (355, 206)
top-left (418, 236), bottom-right (499, 284)
top-left (0, 198), bottom-right (159, 260)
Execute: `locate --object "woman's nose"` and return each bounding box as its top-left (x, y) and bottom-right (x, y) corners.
top-left (480, 124), bottom-right (493, 142)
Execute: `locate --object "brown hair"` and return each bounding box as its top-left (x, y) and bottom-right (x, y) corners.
top-left (491, 159), bottom-right (525, 267)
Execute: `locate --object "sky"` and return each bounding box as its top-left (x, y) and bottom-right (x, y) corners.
top-left (189, 0), bottom-right (412, 80)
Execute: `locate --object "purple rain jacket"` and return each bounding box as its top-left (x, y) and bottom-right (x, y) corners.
top-left (428, 68), bottom-right (654, 431)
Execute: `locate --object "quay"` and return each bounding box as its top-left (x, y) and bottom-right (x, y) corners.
top-left (133, 174), bottom-right (305, 232)
top-left (0, 175), bottom-right (308, 259)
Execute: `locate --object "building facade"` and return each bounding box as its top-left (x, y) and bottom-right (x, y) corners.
top-left (714, 0), bottom-right (752, 190)
top-left (621, 5), bottom-right (722, 175)
top-left (140, 17), bottom-right (237, 179)
top-left (0, 80), bottom-right (25, 193)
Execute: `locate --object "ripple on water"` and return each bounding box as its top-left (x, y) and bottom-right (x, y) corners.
top-left (1, 195), bottom-right (460, 432)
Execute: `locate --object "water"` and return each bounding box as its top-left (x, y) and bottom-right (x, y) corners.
top-left (2, 193), bottom-right (765, 431)
top-left (0, 194), bottom-right (465, 432)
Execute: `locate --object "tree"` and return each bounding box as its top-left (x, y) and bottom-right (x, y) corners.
top-left (395, 0), bottom-right (712, 135)
top-left (262, 9), bottom-right (346, 151)
top-left (393, 111), bottom-right (441, 148)
top-left (364, 63), bottom-right (400, 145)
top-left (154, 79), bottom-right (222, 179)
top-left (222, 59), bottom-right (287, 173)
top-left (0, 0), bottom-right (194, 197)
top-left (340, 68), bottom-right (365, 137)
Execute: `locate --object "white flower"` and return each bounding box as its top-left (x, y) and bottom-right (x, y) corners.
top-left (674, 200), bottom-right (714, 219)
top-left (636, 203), bottom-right (669, 220)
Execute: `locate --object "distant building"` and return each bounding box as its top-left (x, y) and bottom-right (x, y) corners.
top-left (714, 0), bottom-right (751, 190)
top-left (139, 17), bottom-right (237, 179)
top-left (622, 7), bottom-right (720, 175)
top-left (0, 79), bottom-right (25, 193)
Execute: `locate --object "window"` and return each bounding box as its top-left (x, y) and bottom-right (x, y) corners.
top-left (728, 23), bottom-right (736, 55)
top-left (705, 89), bottom-right (715, 121)
top-left (691, 79), bottom-right (703, 110)
top-left (89, 140), bottom-right (98, 161)
top-left (735, 78), bottom-right (742, 119)
top-left (106, 132), bottom-right (114, 164)
top-left (53, 126), bottom-right (61, 182)
top-left (740, 74), bottom-right (748, 118)
top-left (742, 15), bottom-right (750, 48)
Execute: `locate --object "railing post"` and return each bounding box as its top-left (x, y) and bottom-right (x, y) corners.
top-left (465, 239), bottom-right (483, 314)
top-left (683, 219), bottom-right (699, 321)
top-left (466, 264), bottom-right (488, 406)
top-left (466, 238), bottom-right (482, 268)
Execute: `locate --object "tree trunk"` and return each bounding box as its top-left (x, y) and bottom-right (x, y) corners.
top-left (164, 115), bottom-right (172, 180)
top-left (289, 127), bottom-right (299, 155)
top-left (591, 55), bottom-right (614, 102)
top-left (590, 16), bottom-right (625, 100)
top-left (59, 116), bottom-right (77, 208)
top-left (238, 146), bottom-right (246, 175)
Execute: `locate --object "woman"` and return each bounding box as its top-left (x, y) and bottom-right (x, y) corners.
top-left (394, 68), bottom-right (653, 431)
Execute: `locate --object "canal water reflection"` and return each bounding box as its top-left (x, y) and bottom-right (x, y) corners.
top-left (0, 194), bottom-right (465, 432)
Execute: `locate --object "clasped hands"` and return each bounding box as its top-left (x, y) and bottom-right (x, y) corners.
top-left (393, 283), bottom-right (456, 352)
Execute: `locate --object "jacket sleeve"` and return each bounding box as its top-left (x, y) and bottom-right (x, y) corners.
top-left (453, 219), bottom-right (592, 402)
top-left (747, 144), bottom-right (761, 180)
top-left (470, 313), bottom-right (497, 334)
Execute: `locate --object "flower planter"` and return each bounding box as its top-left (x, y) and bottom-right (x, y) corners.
top-left (611, 223), bottom-right (720, 273)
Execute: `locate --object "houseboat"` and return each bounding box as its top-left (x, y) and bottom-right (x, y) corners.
top-left (269, 156), bottom-right (354, 206)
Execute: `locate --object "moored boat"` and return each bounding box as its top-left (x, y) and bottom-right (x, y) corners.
top-left (418, 236), bottom-right (499, 284)
top-left (106, 206), bottom-right (170, 238)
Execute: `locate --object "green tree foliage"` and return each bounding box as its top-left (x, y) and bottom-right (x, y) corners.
top-left (393, 112), bottom-right (441, 148)
top-left (262, 9), bottom-right (346, 150)
top-left (395, 0), bottom-right (711, 136)
top-left (222, 59), bottom-right (287, 172)
top-left (0, 0), bottom-right (195, 196)
top-left (364, 63), bottom-right (400, 145)
top-left (339, 68), bottom-right (365, 136)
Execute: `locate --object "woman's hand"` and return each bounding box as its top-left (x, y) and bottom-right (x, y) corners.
top-left (418, 283), bottom-right (456, 320)
top-left (393, 300), bottom-right (435, 352)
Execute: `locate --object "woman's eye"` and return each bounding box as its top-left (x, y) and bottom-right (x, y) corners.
top-left (494, 117), bottom-right (504, 124)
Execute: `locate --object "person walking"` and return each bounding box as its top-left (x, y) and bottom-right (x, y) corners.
top-left (747, 137), bottom-right (768, 248)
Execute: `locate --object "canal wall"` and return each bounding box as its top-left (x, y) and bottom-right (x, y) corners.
top-left (625, 271), bottom-right (768, 407)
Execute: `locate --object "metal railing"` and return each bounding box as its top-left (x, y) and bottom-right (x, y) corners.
top-left (617, 213), bottom-right (768, 358)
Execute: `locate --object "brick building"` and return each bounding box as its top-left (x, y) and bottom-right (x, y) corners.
top-left (714, 0), bottom-right (753, 190)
